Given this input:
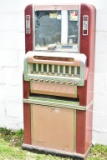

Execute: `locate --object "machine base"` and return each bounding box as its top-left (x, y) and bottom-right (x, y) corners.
top-left (22, 143), bottom-right (92, 160)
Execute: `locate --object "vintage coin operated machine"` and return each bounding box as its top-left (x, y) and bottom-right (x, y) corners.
top-left (22, 3), bottom-right (96, 159)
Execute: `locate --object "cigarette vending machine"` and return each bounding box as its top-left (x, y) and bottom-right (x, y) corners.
top-left (22, 4), bottom-right (96, 159)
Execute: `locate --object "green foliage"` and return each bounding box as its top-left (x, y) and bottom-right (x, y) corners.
top-left (0, 127), bottom-right (24, 147)
top-left (88, 144), bottom-right (107, 160)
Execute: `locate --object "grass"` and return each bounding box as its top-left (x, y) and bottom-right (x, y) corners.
top-left (0, 128), bottom-right (107, 160)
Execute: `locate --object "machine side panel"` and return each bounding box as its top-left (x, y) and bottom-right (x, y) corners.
top-left (25, 4), bottom-right (33, 53)
top-left (77, 4), bottom-right (96, 106)
top-left (76, 106), bottom-right (93, 154)
top-left (85, 105), bottom-right (93, 152)
top-left (23, 79), bottom-right (30, 99)
top-left (23, 103), bottom-right (31, 144)
top-left (76, 110), bottom-right (86, 154)
top-left (86, 5), bottom-right (96, 106)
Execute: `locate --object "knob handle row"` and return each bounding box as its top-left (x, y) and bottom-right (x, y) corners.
top-left (29, 78), bottom-right (78, 85)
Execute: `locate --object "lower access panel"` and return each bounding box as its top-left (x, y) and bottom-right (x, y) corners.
top-left (31, 104), bottom-right (76, 152)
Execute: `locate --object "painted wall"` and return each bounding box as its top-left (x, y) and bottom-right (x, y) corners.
top-left (0, 0), bottom-right (107, 145)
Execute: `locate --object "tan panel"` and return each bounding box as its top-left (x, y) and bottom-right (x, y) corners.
top-left (31, 81), bottom-right (77, 98)
top-left (31, 105), bottom-right (75, 152)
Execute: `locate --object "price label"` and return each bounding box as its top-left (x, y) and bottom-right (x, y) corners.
top-left (26, 15), bottom-right (30, 34)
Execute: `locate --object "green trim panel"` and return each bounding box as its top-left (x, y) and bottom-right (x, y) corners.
top-left (23, 97), bottom-right (93, 111)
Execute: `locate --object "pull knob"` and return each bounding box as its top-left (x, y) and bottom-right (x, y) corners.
top-left (40, 79), bottom-right (44, 82)
top-left (29, 78), bottom-right (33, 81)
top-left (74, 82), bottom-right (78, 85)
top-left (34, 78), bottom-right (38, 81)
top-left (68, 81), bottom-right (72, 84)
top-left (45, 79), bottom-right (49, 82)
top-left (63, 80), bottom-right (66, 84)
top-left (51, 80), bottom-right (54, 83)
